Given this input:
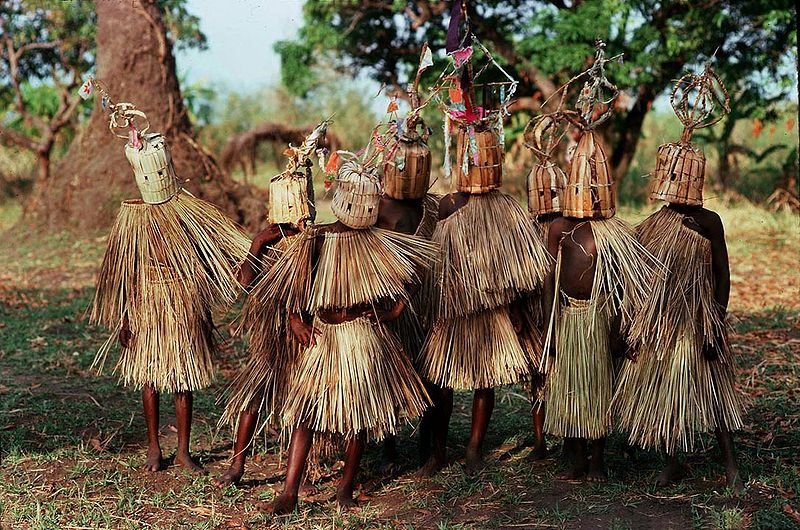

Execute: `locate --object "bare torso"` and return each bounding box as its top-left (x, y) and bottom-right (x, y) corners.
top-left (548, 216), bottom-right (597, 301)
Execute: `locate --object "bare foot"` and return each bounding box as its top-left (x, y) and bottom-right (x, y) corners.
top-left (655, 461), bottom-right (685, 487)
top-left (586, 468), bottom-right (608, 483)
top-left (465, 444), bottom-right (484, 474)
top-left (270, 493), bottom-right (298, 515)
top-left (726, 469), bottom-right (745, 497)
top-left (214, 463), bottom-right (244, 487)
top-left (300, 480), bottom-right (319, 497)
top-left (336, 488), bottom-right (358, 510)
top-left (527, 444), bottom-right (548, 462)
top-left (557, 463), bottom-right (586, 481)
top-left (175, 452), bottom-right (206, 474)
top-left (418, 455), bottom-right (446, 477)
top-left (143, 447), bottom-right (165, 472)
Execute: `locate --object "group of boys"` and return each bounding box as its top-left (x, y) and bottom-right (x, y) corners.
top-left (90, 66), bottom-right (746, 517)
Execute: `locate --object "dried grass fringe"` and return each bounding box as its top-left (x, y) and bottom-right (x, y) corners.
top-left (587, 217), bottom-right (665, 345)
top-left (282, 318), bottom-right (431, 440)
top-left (219, 233), bottom-right (306, 436)
top-left (90, 194), bottom-right (249, 392)
top-left (427, 190), bottom-right (551, 321)
top-left (612, 207), bottom-right (745, 454)
top-left (542, 294), bottom-right (614, 439)
top-left (415, 194), bottom-right (441, 239)
top-left (308, 228), bottom-right (438, 312)
top-left (420, 306), bottom-right (534, 390)
top-left (613, 333), bottom-right (744, 454)
top-left (629, 207), bottom-right (730, 360)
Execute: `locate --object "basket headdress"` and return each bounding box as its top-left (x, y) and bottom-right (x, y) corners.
top-left (110, 103), bottom-right (182, 205)
top-left (560, 41), bottom-right (620, 219)
top-left (433, 2), bottom-right (517, 194)
top-left (524, 114), bottom-right (567, 215)
top-left (650, 64), bottom-right (729, 205)
top-left (269, 120), bottom-right (330, 225)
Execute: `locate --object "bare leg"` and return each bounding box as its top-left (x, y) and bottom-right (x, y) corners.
top-left (337, 432), bottom-right (366, 509)
top-left (656, 453), bottom-right (684, 487)
top-left (465, 388), bottom-right (495, 473)
top-left (142, 384), bottom-right (164, 471)
top-left (417, 382), bottom-right (436, 465)
top-left (586, 437), bottom-right (608, 482)
top-left (558, 438), bottom-right (587, 480)
top-left (215, 410), bottom-right (258, 487)
top-left (379, 435), bottom-right (398, 474)
top-left (272, 425), bottom-right (313, 515)
top-left (419, 386), bottom-right (453, 477)
top-left (528, 401), bottom-right (548, 461)
top-left (174, 391), bottom-right (205, 473)
top-left (716, 427), bottom-right (745, 495)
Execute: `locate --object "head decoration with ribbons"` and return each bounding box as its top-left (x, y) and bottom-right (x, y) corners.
top-left (430, 0), bottom-right (518, 194)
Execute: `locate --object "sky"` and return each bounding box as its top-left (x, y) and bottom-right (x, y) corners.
top-left (176, 0), bottom-right (305, 92)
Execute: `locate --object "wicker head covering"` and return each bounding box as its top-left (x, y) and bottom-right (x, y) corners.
top-left (562, 42), bottom-right (619, 219)
top-left (524, 114), bottom-right (566, 215)
top-left (650, 65), bottom-right (729, 205)
top-left (268, 120), bottom-right (330, 225)
top-left (382, 128), bottom-right (431, 200)
top-left (331, 158), bottom-right (382, 229)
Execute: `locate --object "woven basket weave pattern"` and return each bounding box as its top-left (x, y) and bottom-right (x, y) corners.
top-left (383, 135), bottom-right (431, 200)
top-left (331, 161), bottom-right (381, 229)
top-left (563, 132), bottom-right (615, 218)
top-left (455, 127), bottom-right (504, 194)
top-left (125, 133), bottom-right (181, 205)
top-left (649, 142), bottom-right (705, 205)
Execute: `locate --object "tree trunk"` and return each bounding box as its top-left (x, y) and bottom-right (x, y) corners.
top-left (609, 85), bottom-right (655, 190)
top-left (30, 0), bottom-right (264, 231)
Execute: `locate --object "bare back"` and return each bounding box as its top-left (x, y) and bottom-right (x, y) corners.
top-left (548, 216), bottom-right (598, 301)
top-left (376, 197), bottom-right (424, 235)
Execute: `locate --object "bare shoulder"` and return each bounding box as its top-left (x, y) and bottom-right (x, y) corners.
top-left (438, 193), bottom-right (457, 220)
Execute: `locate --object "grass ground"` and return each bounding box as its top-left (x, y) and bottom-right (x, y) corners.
top-left (0, 197), bottom-right (798, 529)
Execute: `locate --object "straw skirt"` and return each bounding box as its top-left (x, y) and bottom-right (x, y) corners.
top-left (542, 296), bottom-right (614, 440)
top-left (91, 194), bottom-right (248, 393)
top-left (219, 234), bottom-right (306, 434)
top-left (612, 207), bottom-right (745, 454)
top-left (281, 318), bottom-right (431, 440)
top-left (420, 306), bottom-right (535, 390)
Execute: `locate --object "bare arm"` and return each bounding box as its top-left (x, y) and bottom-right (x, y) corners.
top-left (541, 219), bottom-right (563, 356)
top-left (239, 224), bottom-right (298, 288)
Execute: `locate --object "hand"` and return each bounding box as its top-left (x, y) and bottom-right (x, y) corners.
top-left (118, 326), bottom-right (133, 349)
top-left (509, 309), bottom-right (523, 334)
top-left (682, 216), bottom-right (709, 239)
top-left (289, 314), bottom-right (318, 347)
top-left (237, 262), bottom-right (258, 288)
top-left (624, 346), bottom-right (638, 362)
top-left (362, 300), bottom-right (407, 323)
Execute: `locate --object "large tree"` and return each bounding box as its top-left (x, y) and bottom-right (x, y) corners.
top-left (276, 0), bottom-right (797, 187)
top-left (1, 0), bottom-right (263, 230)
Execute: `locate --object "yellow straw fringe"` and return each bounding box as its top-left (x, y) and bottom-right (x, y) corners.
top-left (543, 295), bottom-right (614, 439)
top-left (282, 318), bottom-right (431, 440)
top-left (219, 233), bottom-right (306, 435)
top-left (629, 207), bottom-right (730, 360)
top-left (90, 193), bottom-right (248, 392)
top-left (420, 306), bottom-right (535, 390)
top-left (613, 333), bottom-right (745, 454)
top-left (589, 216), bottom-right (665, 345)
top-left (428, 190), bottom-right (552, 321)
top-left (309, 227), bottom-right (438, 312)
top-left (612, 207), bottom-right (745, 453)
top-left (415, 194), bottom-right (441, 239)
